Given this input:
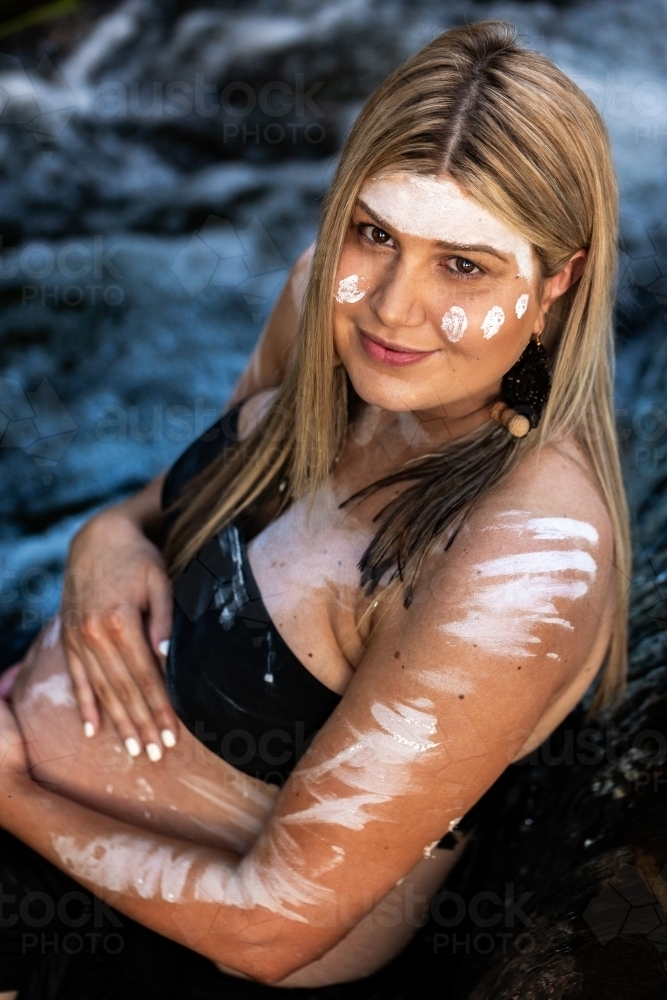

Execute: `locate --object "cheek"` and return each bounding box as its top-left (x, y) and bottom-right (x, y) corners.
top-left (333, 244), bottom-right (370, 307)
top-left (440, 290), bottom-right (531, 345)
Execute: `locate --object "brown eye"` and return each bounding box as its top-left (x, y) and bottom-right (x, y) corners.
top-left (371, 227), bottom-right (391, 244)
top-left (454, 257), bottom-right (477, 273)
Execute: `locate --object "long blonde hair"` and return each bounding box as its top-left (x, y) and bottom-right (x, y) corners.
top-left (165, 21), bottom-right (629, 713)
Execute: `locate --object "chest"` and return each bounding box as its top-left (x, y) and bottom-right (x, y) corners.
top-left (246, 478), bottom-right (386, 695)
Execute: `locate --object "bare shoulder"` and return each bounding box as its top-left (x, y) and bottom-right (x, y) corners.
top-left (236, 388), bottom-right (279, 441)
top-left (368, 434), bottom-right (616, 728)
top-left (436, 434), bottom-right (615, 624)
top-left (480, 435), bottom-right (613, 552)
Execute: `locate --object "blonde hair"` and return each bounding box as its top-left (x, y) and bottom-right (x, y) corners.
top-left (165, 21), bottom-right (629, 713)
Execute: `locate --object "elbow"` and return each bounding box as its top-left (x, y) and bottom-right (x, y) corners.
top-left (251, 963), bottom-right (289, 986)
top-left (242, 948), bottom-right (310, 985)
top-left (214, 936), bottom-right (319, 985)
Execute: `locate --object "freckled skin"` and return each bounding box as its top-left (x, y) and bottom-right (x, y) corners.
top-left (1, 175), bottom-right (607, 986)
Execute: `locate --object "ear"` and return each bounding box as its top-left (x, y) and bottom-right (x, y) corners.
top-left (533, 249), bottom-right (587, 334)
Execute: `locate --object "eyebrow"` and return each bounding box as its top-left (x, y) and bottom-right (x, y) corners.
top-left (355, 199), bottom-right (511, 263)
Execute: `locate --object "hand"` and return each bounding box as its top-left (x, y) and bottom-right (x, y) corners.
top-left (0, 697), bottom-right (27, 776)
top-left (61, 506), bottom-right (179, 760)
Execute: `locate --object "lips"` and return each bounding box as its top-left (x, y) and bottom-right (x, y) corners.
top-left (358, 329), bottom-right (437, 368)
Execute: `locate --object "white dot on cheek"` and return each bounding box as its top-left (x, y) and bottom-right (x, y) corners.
top-left (515, 294), bottom-right (529, 319)
top-left (335, 275), bottom-right (365, 304)
top-left (481, 306), bottom-right (505, 339)
top-left (441, 306), bottom-right (468, 342)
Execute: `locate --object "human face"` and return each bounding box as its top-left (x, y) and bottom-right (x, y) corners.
top-left (332, 172), bottom-right (543, 423)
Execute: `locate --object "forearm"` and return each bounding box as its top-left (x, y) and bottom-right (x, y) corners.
top-left (111, 473), bottom-right (166, 541)
top-left (0, 772), bottom-right (282, 980)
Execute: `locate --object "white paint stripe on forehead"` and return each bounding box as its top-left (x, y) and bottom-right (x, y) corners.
top-left (360, 173), bottom-right (534, 279)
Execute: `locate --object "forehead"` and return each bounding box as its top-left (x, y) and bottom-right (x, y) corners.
top-left (358, 172), bottom-right (533, 279)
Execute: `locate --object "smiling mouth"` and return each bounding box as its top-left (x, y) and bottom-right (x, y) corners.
top-left (358, 328), bottom-right (438, 368)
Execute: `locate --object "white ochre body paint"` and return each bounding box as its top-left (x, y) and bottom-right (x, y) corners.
top-left (515, 293), bottom-right (529, 318)
top-left (442, 542), bottom-right (597, 658)
top-left (52, 826), bottom-right (334, 922)
top-left (335, 274), bottom-right (365, 303)
top-left (441, 306), bottom-right (468, 342)
top-left (282, 699), bottom-right (439, 832)
top-left (27, 671), bottom-right (76, 710)
top-left (485, 513), bottom-right (599, 546)
top-left (360, 173), bottom-right (534, 279)
top-left (481, 306), bottom-right (505, 339)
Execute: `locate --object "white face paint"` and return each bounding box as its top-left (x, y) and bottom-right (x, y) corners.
top-left (282, 699), bottom-right (439, 832)
top-left (335, 274), bottom-right (365, 304)
top-left (441, 306), bottom-right (468, 343)
top-left (442, 549), bottom-right (597, 658)
top-left (360, 173), bottom-right (534, 279)
top-left (481, 306), bottom-right (505, 339)
top-left (515, 293), bottom-right (529, 318)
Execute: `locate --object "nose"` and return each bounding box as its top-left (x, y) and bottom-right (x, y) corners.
top-left (370, 257), bottom-right (427, 329)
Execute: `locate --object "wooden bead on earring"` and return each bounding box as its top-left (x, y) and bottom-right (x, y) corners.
top-left (489, 401), bottom-right (531, 438)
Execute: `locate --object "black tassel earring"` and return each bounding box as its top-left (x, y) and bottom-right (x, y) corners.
top-left (490, 334), bottom-right (552, 438)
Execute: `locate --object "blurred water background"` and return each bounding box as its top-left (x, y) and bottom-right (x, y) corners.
top-left (0, 0), bottom-right (666, 642)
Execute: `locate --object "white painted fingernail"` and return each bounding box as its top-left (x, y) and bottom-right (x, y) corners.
top-left (146, 742), bottom-right (162, 762)
top-left (83, 721), bottom-right (95, 739)
top-left (158, 639), bottom-right (170, 657)
top-left (160, 729), bottom-right (176, 748)
top-left (124, 737), bottom-right (141, 758)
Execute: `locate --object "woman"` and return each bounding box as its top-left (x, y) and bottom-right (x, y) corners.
top-left (0, 20), bottom-right (628, 998)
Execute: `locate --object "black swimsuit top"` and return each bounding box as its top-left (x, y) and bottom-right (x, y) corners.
top-left (162, 406), bottom-right (342, 786)
top-left (162, 405), bottom-right (486, 845)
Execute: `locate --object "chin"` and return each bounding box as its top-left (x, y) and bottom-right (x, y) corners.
top-left (344, 363), bottom-right (430, 412)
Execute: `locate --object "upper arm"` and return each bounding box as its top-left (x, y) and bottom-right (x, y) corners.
top-left (232, 447), bottom-right (614, 976)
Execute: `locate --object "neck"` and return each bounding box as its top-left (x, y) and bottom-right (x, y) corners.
top-left (360, 386), bottom-right (501, 453)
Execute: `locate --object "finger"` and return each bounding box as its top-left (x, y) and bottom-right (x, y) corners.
top-left (83, 623), bottom-right (166, 760)
top-left (146, 568), bottom-right (173, 669)
top-left (113, 612), bottom-right (179, 749)
top-left (64, 650), bottom-right (100, 737)
top-left (76, 641), bottom-right (145, 759)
